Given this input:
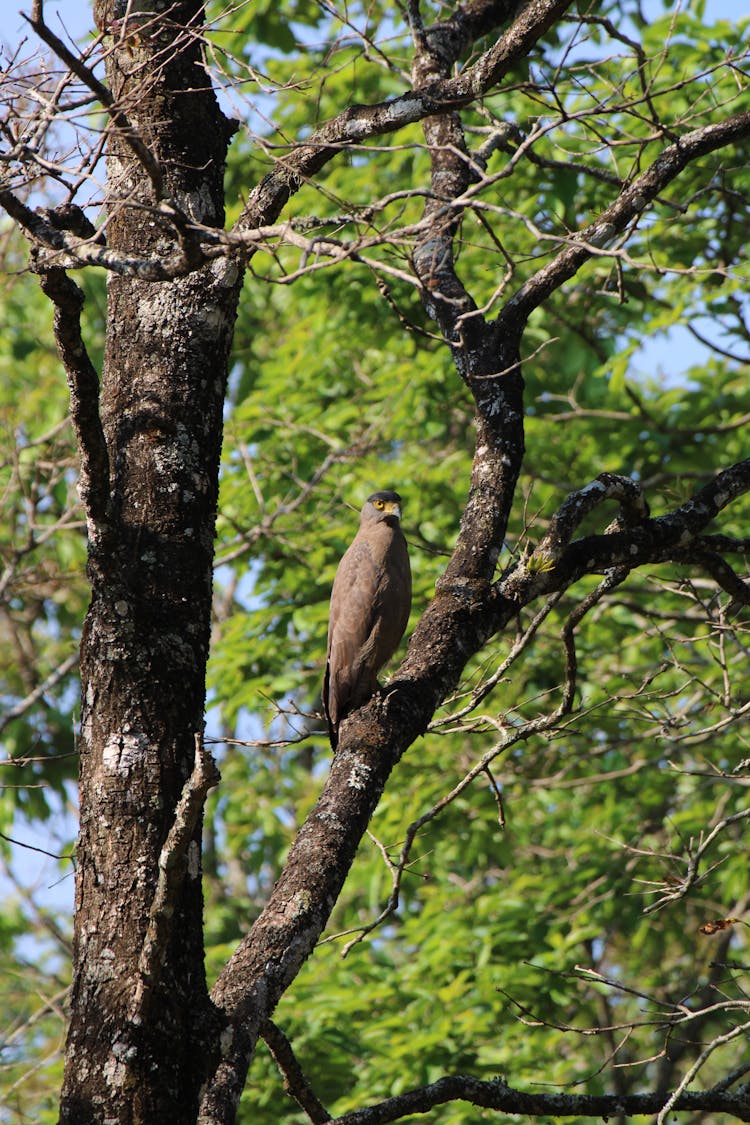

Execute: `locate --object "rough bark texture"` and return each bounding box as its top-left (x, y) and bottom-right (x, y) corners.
top-left (59, 3), bottom-right (237, 1122)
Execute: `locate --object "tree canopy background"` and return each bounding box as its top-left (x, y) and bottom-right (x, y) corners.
top-left (1, 0), bottom-right (749, 1122)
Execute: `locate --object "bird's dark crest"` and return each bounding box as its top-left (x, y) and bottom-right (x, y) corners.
top-left (367, 490), bottom-right (402, 505)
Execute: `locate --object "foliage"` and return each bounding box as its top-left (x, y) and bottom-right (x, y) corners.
top-left (1, 0), bottom-right (750, 1121)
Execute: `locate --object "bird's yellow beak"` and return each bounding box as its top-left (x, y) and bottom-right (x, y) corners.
top-left (383, 501), bottom-right (401, 519)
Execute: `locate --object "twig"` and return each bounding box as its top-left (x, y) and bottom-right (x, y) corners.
top-left (0, 832), bottom-right (73, 861)
top-left (0, 651), bottom-right (78, 736)
top-left (560, 567), bottom-right (631, 712)
top-left (484, 765), bottom-right (505, 828)
top-left (643, 807), bottom-right (750, 914)
top-left (656, 1019), bottom-right (750, 1124)
top-left (261, 1020), bottom-right (331, 1124)
top-left (25, 0), bottom-right (166, 203)
top-left (430, 592), bottom-right (564, 727)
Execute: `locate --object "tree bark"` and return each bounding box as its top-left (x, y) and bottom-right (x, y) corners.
top-left (59, 3), bottom-right (237, 1122)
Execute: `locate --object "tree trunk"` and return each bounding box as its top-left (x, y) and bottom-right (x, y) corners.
top-left (59, 4), bottom-right (237, 1121)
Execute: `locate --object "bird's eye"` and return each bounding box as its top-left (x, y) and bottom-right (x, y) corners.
top-left (374, 500), bottom-right (384, 510)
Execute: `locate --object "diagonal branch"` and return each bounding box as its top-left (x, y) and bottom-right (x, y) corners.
top-left (688, 547), bottom-right (750, 608)
top-left (502, 457), bottom-right (750, 606)
top-left (411, 0), bottom-right (520, 60)
top-left (332, 570), bottom-right (628, 956)
top-left (655, 1021), bottom-right (750, 1125)
top-left (537, 473), bottom-right (649, 562)
top-left (199, 454), bottom-right (750, 1122)
top-left (260, 1020), bottom-right (331, 1124)
top-left (202, 465), bottom-right (748, 1111)
top-left (497, 109), bottom-right (750, 333)
top-left (0, 652), bottom-right (79, 737)
top-left (33, 240), bottom-right (111, 538)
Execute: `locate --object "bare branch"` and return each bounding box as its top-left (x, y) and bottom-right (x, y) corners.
top-left (642, 807), bottom-right (750, 915)
top-left (0, 832), bottom-right (74, 861)
top-left (24, 0), bottom-right (166, 203)
top-left (260, 1020), bottom-right (332, 1125)
top-left (32, 237), bottom-right (111, 539)
top-left (235, 0), bottom-right (575, 236)
top-left (656, 1020), bottom-right (750, 1125)
top-left (431, 591), bottom-right (564, 727)
top-left (0, 651), bottom-right (78, 736)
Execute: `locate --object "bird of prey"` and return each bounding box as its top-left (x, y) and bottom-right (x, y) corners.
top-left (323, 491), bottom-right (411, 750)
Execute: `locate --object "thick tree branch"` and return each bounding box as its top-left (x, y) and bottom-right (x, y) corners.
top-left (0, 185), bottom-right (206, 280)
top-left (501, 458), bottom-right (750, 607)
top-left (417, 0), bottom-right (520, 60)
top-left (689, 548), bottom-right (750, 607)
top-left (699, 533), bottom-right (750, 555)
top-left (328, 1073), bottom-right (750, 1124)
top-left (33, 248), bottom-right (112, 539)
top-left (201, 735), bottom-right (398, 1122)
top-left (410, 2), bottom-right (485, 345)
top-left (537, 473), bottom-right (649, 561)
top-left (406, 0), bottom-right (528, 632)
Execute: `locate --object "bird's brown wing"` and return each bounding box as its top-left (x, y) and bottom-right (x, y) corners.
top-left (324, 534), bottom-right (382, 746)
top-left (368, 526), bottom-right (411, 668)
top-left (324, 525), bottom-right (411, 749)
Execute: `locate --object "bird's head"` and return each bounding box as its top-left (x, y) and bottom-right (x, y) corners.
top-left (363, 490), bottom-right (402, 525)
